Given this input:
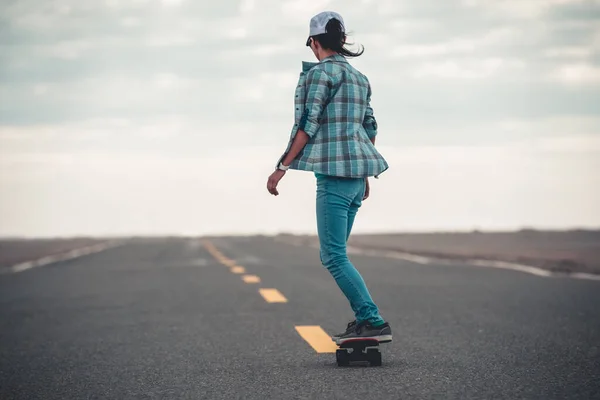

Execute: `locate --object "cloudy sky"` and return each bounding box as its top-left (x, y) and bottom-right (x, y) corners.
top-left (1, 0), bottom-right (599, 237)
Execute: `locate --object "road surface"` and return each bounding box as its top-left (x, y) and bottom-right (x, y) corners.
top-left (1, 237), bottom-right (599, 399)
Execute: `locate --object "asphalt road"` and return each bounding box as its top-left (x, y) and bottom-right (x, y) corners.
top-left (1, 237), bottom-right (599, 399)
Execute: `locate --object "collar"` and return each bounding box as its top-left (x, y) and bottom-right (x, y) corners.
top-left (301, 54), bottom-right (348, 73)
top-left (321, 54), bottom-right (348, 64)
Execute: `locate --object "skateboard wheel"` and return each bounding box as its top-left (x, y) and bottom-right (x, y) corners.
top-left (336, 349), bottom-right (350, 366)
top-left (367, 348), bottom-right (382, 366)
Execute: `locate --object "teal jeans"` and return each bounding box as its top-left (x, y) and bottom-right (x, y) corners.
top-left (315, 173), bottom-right (385, 325)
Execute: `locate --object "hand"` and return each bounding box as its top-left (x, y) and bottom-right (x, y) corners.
top-left (267, 169), bottom-right (286, 196)
top-left (363, 178), bottom-right (370, 200)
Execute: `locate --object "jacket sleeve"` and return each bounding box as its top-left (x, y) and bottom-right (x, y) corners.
top-left (363, 83), bottom-right (378, 140)
top-left (298, 68), bottom-right (331, 138)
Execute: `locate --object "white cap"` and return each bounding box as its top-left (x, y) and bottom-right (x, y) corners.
top-left (308, 11), bottom-right (345, 37)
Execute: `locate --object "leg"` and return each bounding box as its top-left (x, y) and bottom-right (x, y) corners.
top-left (346, 178), bottom-right (366, 242)
top-left (316, 175), bottom-right (384, 325)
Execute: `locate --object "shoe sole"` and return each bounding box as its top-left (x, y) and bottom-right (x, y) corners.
top-left (336, 334), bottom-right (392, 345)
top-left (331, 331), bottom-right (356, 341)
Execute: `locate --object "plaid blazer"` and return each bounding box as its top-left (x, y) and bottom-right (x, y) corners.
top-left (277, 54), bottom-right (389, 178)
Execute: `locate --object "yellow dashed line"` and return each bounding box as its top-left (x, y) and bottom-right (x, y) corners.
top-left (203, 240), bottom-right (237, 267)
top-left (242, 275), bottom-right (261, 283)
top-left (205, 241), bottom-right (342, 356)
top-left (219, 260), bottom-right (233, 267)
top-left (259, 288), bottom-right (288, 303)
top-left (295, 326), bottom-right (337, 353)
top-left (204, 241), bottom-right (287, 306)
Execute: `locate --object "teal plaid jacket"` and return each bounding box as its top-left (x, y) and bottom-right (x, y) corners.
top-left (278, 54), bottom-right (389, 178)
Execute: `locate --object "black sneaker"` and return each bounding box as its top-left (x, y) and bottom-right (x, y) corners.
top-left (336, 321), bottom-right (392, 345)
top-left (331, 320), bottom-right (357, 341)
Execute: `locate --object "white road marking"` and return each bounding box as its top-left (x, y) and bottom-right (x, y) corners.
top-left (7, 241), bottom-right (123, 274)
top-left (469, 259), bottom-right (552, 277)
top-left (570, 273), bottom-right (600, 281)
top-left (273, 237), bottom-right (600, 282)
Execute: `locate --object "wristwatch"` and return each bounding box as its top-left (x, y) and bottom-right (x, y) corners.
top-left (277, 162), bottom-right (290, 171)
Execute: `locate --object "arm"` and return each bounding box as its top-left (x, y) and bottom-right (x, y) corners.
top-left (299, 68), bottom-right (332, 139)
top-left (363, 83), bottom-right (378, 142)
top-left (364, 84), bottom-right (376, 199)
top-left (279, 68), bottom-right (331, 166)
top-left (268, 131), bottom-right (310, 196)
top-left (267, 69), bottom-right (330, 196)
top-left (281, 130), bottom-right (310, 166)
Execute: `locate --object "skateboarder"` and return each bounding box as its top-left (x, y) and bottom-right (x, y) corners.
top-left (266, 11), bottom-right (392, 345)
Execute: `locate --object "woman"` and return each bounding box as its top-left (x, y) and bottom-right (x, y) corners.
top-left (266, 11), bottom-right (392, 345)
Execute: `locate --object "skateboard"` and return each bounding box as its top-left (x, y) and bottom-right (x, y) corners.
top-left (335, 339), bottom-right (383, 367)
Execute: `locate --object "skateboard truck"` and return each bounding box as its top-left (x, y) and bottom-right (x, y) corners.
top-left (336, 339), bottom-right (382, 367)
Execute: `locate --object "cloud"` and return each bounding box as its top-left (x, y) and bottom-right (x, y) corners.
top-left (227, 27), bottom-right (249, 39)
top-left (33, 84), bottom-right (48, 96)
top-left (2, 137), bottom-right (598, 236)
top-left (105, 0), bottom-right (152, 9)
top-left (543, 46), bottom-right (594, 58)
top-left (161, 0), bottom-right (185, 6)
top-left (0, 72), bottom-right (220, 125)
top-left (536, 134), bottom-right (600, 153)
top-left (43, 40), bottom-right (92, 59)
top-left (1, 0), bottom-right (599, 236)
top-left (225, 71), bottom-right (298, 104)
top-left (412, 57), bottom-right (526, 80)
top-left (120, 16), bottom-right (141, 27)
top-left (280, 0), bottom-right (334, 18)
top-left (496, 115), bottom-right (600, 138)
top-left (548, 63), bottom-right (600, 84)
top-left (152, 73), bottom-right (195, 89)
top-left (392, 39), bottom-right (477, 58)
top-left (145, 33), bottom-right (196, 47)
top-left (391, 27), bottom-right (521, 58)
top-left (239, 0), bottom-right (255, 14)
top-left (462, 0), bottom-right (595, 18)
top-left (0, 116), bottom-right (274, 164)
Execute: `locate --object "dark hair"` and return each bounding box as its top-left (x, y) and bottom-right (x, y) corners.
top-left (309, 18), bottom-right (364, 58)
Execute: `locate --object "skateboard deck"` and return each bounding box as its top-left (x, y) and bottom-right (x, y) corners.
top-left (335, 338), bottom-right (384, 367)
